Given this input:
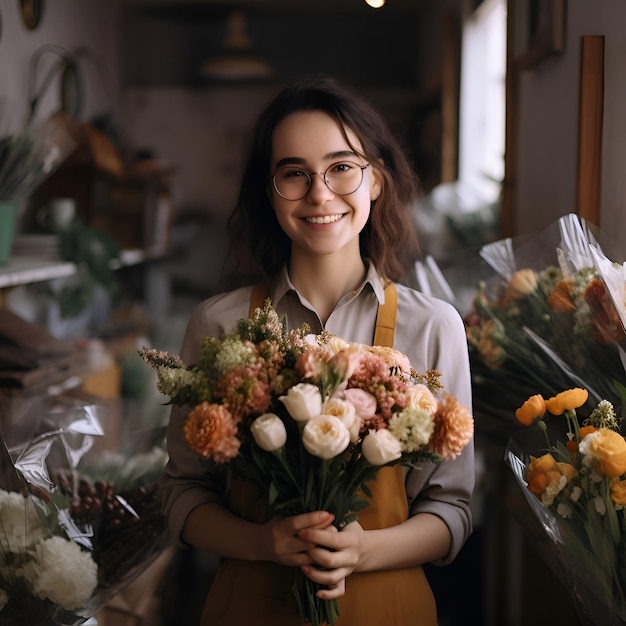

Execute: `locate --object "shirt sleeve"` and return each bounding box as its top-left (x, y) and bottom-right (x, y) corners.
top-left (159, 288), bottom-right (252, 544)
top-left (397, 288), bottom-right (475, 565)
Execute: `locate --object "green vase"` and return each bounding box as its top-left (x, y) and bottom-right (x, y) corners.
top-left (0, 200), bottom-right (18, 264)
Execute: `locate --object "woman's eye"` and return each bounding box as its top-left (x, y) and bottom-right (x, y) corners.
top-left (332, 162), bottom-right (353, 174)
top-left (284, 169), bottom-right (307, 178)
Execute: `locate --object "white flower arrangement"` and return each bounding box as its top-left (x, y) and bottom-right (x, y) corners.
top-left (0, 488), bottom-right (97, 624)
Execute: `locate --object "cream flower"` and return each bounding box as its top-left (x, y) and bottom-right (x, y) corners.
top-left (405, 384), bottom-right (437, 414)
top-left (302, 415), bottom-right (350, 460)
top-left (280, 383), bottom-right (323, 422)
top-left (323, 397), bottom-right (360, 443)
top-left (362, 429), bottom-right (402, 465)
top-left (250, 413), bottom-right (287, 452)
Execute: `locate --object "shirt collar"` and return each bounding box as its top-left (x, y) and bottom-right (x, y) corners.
top-left (271, 262), bottom-right (386, 306)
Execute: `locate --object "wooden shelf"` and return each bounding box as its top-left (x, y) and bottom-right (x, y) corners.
top-left (0, 245), bottom-right (168, 291)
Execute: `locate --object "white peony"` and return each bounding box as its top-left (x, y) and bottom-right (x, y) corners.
top-left (361, 429), bottom-right (402, 465)
top-left (25, 535), bottom-right (97, 611)
top-left (251, 413), bottom-right (288, 451)
top-left (280, 383), bottom-right (323, 422)
top-left (302, 415), bottom-right (350, 460)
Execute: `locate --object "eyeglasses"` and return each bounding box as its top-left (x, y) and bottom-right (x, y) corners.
top-left (271, 161), bottom-right (370, 201)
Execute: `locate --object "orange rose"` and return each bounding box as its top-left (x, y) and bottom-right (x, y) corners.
top-left (610, 480), bottom-right (626, 505)
top-left (545, 388), bottom-right (589, 415)
top-left (585, 429), bottom-right (626, 478)
top-left (515, 394), bottom-right (547, 425)
top-left (546, 279), bottom-right (575, 312)
top-left (507, 269), bottom-right (538, 300)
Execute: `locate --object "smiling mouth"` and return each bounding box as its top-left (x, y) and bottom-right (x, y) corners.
top-left (304, 214), bottom-right (344, 224)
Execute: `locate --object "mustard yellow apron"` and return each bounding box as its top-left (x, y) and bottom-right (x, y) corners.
top-left (200, 283), bottom-right (437, 625)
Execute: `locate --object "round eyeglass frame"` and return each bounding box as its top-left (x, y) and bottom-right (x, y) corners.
top-left (271, 162), bottom-right (370, 201)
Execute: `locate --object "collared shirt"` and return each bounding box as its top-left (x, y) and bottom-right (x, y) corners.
top-left (161, 264), bottom-right (474, 564)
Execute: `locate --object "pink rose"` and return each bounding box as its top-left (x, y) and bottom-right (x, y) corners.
top-left (343, 388), bottom-right (378, 420)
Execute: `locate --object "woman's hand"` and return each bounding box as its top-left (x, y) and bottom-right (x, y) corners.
top-left (297, 521), bottom-right (366, 599)
top-left (261, 511), bottom-right (336, 568)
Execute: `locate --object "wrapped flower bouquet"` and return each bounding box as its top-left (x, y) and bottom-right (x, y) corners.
top-left (0, 396), bottom-right (171, 625)
top-left (139, 300), bottom-right (474, 626)
top-left (462, 214), bottom-right (626, 437)
top-left (506, 387), bottom-right (626, 625)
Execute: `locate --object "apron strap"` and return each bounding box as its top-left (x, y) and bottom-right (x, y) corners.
top-left (249, 281), bottom-right (397, 348)
top-left (249, 280), bottom-right (270, 318)
top-left (373, 282), bottom-right (397, 348)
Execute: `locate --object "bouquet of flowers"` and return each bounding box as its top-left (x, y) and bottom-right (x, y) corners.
top-left (460, 214), bottom-right (626, 438)
top-left (139, 300), bottom-right (474, 626)
top-left (0, 395), bottom-right (171, 625)
top-left (506, 387), bottom-right (626, 625)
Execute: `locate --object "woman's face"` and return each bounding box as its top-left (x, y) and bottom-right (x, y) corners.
top-left (269, 110), bottom-right (381, 262)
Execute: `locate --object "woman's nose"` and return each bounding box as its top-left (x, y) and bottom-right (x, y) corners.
top-left (306, 172), bottom-right (334, 202)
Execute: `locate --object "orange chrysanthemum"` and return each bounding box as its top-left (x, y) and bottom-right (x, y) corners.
top-left (183, 401), bottom-right (240, 463)
top-left (429, 392), bottom-right (474, 460)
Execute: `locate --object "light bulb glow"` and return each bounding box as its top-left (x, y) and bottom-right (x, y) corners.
top-left (365, 0), bottom-right (385, 7)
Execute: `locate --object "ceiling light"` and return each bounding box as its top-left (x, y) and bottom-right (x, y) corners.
top-left (365, 0), bottom-right (386, 7)
top-left (199, 11), bottom-right (274, 82)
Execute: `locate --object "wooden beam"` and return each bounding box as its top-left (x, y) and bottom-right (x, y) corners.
top-left (501, 0), bottom-right (518, 239)
top-left (576, 35), bottom-right (604, 226)
top-left (440, 12), bottom-right (460, 183)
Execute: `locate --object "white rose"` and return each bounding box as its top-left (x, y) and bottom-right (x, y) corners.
top-left (302, 415), bottom-right (350, 460)
top-left (280, 383), bottom-right (323, 422)
top-left (361, 429), bottom-right (402, 465)
top-left (250, 413), bottom-right (287, 452)
top-left (323, 398), bottom-right (359, 442)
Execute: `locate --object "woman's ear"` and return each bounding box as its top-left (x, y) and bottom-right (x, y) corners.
top-left (369, 164), bottom-right (383, 201)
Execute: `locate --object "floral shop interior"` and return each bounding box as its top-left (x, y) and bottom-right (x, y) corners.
top-left (1, 0), bottom-right (626, 625)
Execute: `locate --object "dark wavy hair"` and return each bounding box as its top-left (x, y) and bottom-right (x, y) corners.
top-left (228, 73), bottom-right (420, 282)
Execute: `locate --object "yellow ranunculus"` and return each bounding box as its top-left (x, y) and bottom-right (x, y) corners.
top-left (515, 394), bottom-right (546, 425)
top-left (545, 388), bottom-right (589, 415)
top-left (586, 428), bottom-right (626, 478)
top-left (506, 269), bottom-right (538, 300)
top-left (610, 479), bottom-right (626, 505)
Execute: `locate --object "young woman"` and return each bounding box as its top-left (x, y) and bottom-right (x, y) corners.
top-left (161, 73), bottom-right (474, 625)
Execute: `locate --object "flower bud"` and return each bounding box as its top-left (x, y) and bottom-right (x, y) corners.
top-left (507, 269), bottom-right (538, 299)
top-left (280, 383), bottom-right (323, 422)
top-left (362, 429), bottom-right (402, 465)
top-left (250, 413), bottom-right (287, 452)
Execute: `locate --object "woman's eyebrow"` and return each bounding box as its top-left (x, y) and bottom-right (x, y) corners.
top-left (275, 150), bottom-right (358, 169)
